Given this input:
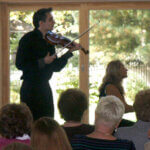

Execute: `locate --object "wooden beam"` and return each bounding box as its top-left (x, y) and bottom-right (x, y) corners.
top-left (79, 3), bottom-right (89, 123)
top-left (1, 0), bottom-right (150, 3)
top-left (87, 1), bottom-right (150, 9)
top-left (8, 4), bottom-right (80, 11)
top-left (5, 1), bottom-right (150, 12)
top-left (1, 4), bottom-right (10, 106)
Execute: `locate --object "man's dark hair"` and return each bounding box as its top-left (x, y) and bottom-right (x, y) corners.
top-left (33, 7), bottom-right (52, 28)
top-left (58, 88), bottom-right (88, 122)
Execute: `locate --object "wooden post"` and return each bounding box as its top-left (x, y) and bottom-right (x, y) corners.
top-left (1, 3), bottom-right (10, 106)
top-left (0, 3), bottom-right (2, 107)
top-left (79, 4), bottom-right (89, 123)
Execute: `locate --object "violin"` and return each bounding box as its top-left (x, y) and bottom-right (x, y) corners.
top-left (45, 31), bottom-right (89, 54)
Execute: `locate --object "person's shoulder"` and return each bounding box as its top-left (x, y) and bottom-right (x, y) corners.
top-left (81, 124), bottom-right (94, 128)
top-left (116, 126), bottom-right (133, 137)
top-left (20, 30), bottom-right (35, 40)
top-left (71, 134), bottom-right (87, 141)
top-left (115, 125), bottom-right (135, 140)
top-left (117, 124), bottom-right (135, 133)
top-left (116, 138), bottom-right (133, 143)
top-left (105, 83), bottom-right (121, 95)
top-left (115, 138), bottom-right (136, 149)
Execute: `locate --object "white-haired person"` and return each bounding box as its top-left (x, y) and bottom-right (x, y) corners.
top-left (71, 96), bottom-right (135, 150)
top-left (115, 89), bottom-right (150, 150)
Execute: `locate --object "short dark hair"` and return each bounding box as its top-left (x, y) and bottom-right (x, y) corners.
top-left (133, 89), bottom-right (150, 121)
top-left (33, 7), bottom-right (53, 28)
top-left (58, 88), bottom-right (88, 122)
top-left (0, 103), bottom-right (33, 139)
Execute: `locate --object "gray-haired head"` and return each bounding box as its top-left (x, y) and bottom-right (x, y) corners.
top-left (95, 95), bottom-right (125, 128)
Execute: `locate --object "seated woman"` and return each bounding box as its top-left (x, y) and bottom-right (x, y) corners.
top-left (58, 88), bottom-right (94, 141)
top-left (31, 117), bottom-right (72, 150)
top-left (71, 96), bottom-right (136, 150)
top-left (0, 103), bottom-right (33, 150)
top-left (99, 60), bottom-right (134, 127)
top-left (2, 142), bottom-right (32, 150)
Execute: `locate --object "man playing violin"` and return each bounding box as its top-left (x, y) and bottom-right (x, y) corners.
top-left (15, 7), bottom-right (81, 121)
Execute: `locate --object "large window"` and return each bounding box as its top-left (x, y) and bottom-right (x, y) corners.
top-left (6, 4), bottom-right (150, 124)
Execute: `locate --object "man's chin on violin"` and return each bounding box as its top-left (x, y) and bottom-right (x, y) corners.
top-left (68, 42), bottom-right (82, 53)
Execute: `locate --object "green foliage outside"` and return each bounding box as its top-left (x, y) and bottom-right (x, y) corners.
top-left (55, 65), bottom-right (79, 95)
top-left (126, 71), bottom-right (149, 102)
top-left (89, 10), bottom-right (150, 65)
top-left (10, 80), bottom-right (21, 103)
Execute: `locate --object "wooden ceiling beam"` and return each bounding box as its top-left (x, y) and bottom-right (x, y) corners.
top-left (1, 0), bottom-right (150, 4)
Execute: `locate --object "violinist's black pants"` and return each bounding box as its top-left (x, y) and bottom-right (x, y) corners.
top-left (20, 80), bottom-right (54, 121)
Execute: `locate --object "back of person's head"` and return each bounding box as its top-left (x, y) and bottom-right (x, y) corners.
top-left (0, 103), bottom-right (33, 139)
top-left (33, 7), bottom-right (53, 28)
top-left (31, 117), bottom-right (72, 150)
top-left (2, 142), bottom-right (32, 150)
top-left (58, 88), bottom-right (88, 122)
top-left (134, 89), bottom-right (150, 121)
top-left (95, 96), bottom-right (125, 128)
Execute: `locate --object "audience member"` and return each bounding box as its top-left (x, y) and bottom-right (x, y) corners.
top-left (31, 117), bottom-right (72, 150)
top-left (99, 60), bottom-right (134, 127)
top-left (115, 89), bottom-right (150, 150)
top-left (71, 96), bottom-right (135, 150)
top-left (58, 88), bottom-right (94, 141)
top-left (2, 142), bottom-right (32, 150)
top-left (0, 103), bottom-right (33, 150)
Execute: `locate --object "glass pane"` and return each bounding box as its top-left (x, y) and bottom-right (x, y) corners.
top-left (89, 10), bottom-right (150, 123)
top-left (9, 10), bottom-right (79, 123)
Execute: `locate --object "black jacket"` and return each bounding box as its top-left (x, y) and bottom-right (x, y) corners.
top-left (16, 29), bottom-right (73, 82)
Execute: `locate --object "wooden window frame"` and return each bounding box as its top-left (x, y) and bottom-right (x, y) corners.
top-left (1, 1), bottom-right (150, 122)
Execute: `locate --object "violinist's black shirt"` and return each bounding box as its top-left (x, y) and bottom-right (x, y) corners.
top-left (16, 28), bottom-right (73, 82)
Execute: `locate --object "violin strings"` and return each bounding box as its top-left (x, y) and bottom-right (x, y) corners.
top-left (56, 21), bottom-right (99, 56)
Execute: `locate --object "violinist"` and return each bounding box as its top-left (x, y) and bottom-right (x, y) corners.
top-left (15, 7), bottom-right (81, 121)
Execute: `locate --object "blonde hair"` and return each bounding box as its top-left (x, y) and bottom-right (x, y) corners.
top-left (2, 142), bottom-right (32, 150)
top-left (99, 60), bottom-right (125, 96)
top-left (31, 117), bottom-right (72, 150)
top-left (95, 95), bottom-right (125, 127)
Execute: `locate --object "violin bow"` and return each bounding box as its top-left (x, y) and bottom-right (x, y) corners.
top-left (56, 21), bottom-right (99, 55)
